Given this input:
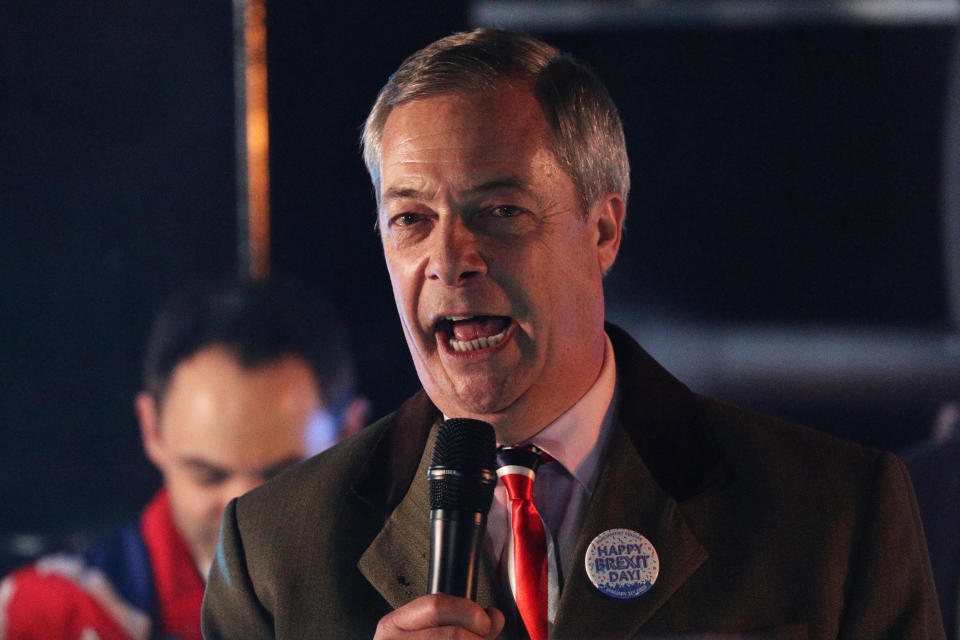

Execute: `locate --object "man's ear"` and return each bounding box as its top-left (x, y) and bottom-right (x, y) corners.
top-left (339, 396), bottom-right (372, 441)
top-left (135, 391), bottom-right (165, 468)
top-left (592, 192), bottom-right (626, 275)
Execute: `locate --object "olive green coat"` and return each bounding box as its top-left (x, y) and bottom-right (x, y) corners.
top-left (202, 325), bottom-right (944, 639)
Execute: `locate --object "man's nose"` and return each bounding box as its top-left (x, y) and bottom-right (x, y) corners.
top-left (427, 218), bottom-right (487, 286)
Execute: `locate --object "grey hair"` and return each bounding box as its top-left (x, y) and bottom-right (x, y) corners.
top-left (361, 28), bottom-right (630, 215)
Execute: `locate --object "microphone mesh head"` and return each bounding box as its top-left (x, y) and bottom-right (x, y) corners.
top-left (429, 418), bottom-right (496, 512)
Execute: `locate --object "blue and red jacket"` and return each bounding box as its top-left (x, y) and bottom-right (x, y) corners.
top-left (0, 491), bottom-right (204, 640)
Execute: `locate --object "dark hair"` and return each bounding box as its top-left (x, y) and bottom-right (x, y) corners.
top-left (361, 28), bottom-right (630, 214)
top-left (142, 278), bottom-right (354, 414)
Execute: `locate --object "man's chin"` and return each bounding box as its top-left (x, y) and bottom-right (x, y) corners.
top-left (421, 357), bottom-right (529, 420)
top-left (191, 533), bottom-right (219, 568)
top-left (444, 377), bottom-right (517, 417)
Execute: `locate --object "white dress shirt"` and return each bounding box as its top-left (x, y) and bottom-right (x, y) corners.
top-left (485, 332), bottom-right (619, 622)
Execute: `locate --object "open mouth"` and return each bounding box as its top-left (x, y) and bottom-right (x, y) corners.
top-left (435, 315), bottom-right (513, 353)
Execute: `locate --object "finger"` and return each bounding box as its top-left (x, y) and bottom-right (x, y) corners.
top-left (377, 594), bottom-right (495, 636)
top-left (403, 625), bottom-right (490, 640)
top-left (483, 607), bottom-right (505, 640)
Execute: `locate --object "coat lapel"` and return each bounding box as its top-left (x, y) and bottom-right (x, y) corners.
top-left (552, 423), bottom-right (709, 639)
top-left (357, 411), bottom-right (512, 614)
top-left (357, 419), bottom-right (436, 609)
top-left (551, 324), bottom-right (729, 638)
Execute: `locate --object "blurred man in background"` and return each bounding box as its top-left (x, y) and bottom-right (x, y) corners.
top-left (1, 278), bottom-right (368, 640)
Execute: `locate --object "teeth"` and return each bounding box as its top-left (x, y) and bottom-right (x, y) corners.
top-left (448, 328), bottom-right (507, 352)
top-left (445, 315), bottom-right (473, 321)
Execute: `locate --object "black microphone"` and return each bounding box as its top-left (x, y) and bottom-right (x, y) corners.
top-left (427, 418), bottom-right (497, 599)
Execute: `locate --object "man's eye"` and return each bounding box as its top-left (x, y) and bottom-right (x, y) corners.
top-left (390, 213), bottom-right (421, 227)
top-left (489, 205), bottom-right (523, 218)
top-left (194, 470), bottom-right (228, 486)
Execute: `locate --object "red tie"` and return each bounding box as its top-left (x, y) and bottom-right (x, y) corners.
top-left (497, 446), bottom-right (548, 640)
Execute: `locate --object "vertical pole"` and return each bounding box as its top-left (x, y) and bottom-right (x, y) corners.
top-left (943, 34), bottom-right (960, 329)
top-left (234, 0), bottom-right (270, 280)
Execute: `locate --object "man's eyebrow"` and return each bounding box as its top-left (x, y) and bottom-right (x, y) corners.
top-left (181, 457), bottom-right (228, 475)
top-left (465, 178), bottom-right (528, 198)
top-left (381, 186), bottom-right (422, 202)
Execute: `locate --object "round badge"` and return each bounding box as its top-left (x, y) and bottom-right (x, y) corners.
top-left (584, 528), bottom-right (659, 599)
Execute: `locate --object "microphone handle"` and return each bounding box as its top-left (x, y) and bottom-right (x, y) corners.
top-left (427, 509), bottom-right (487, 599)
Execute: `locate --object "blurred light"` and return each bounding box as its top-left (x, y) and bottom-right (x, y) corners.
top-left (234, 0), bottom-right (270, 279)
top-left (609, 311), bottom-right (960, 402)
top-left (471, 0), bottom-right (960, 30)
top-left (9, 534), bottom-right (45, 558)
top-left (305, 409), bottom-right (340, 456)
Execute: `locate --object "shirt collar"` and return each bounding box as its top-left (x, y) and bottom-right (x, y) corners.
top-left (519, 332), bottom-right (618, 494)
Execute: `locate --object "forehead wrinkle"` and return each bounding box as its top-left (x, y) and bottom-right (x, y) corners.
top-left (382, 185), bottom-right (424, 201)
top-left (382, 106), bottom-right (557, 209)
top-left (466, 177), bottom-right (527, 196)
top-left (388, 126), bottom-right (499, 159)
top-left (390, 146), bottom-right (523, 173)
top-left (386, 115), bottom-right (539, 162)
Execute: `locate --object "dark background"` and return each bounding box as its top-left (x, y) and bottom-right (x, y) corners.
top-left (2, 2), bottom-right (957, 566)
